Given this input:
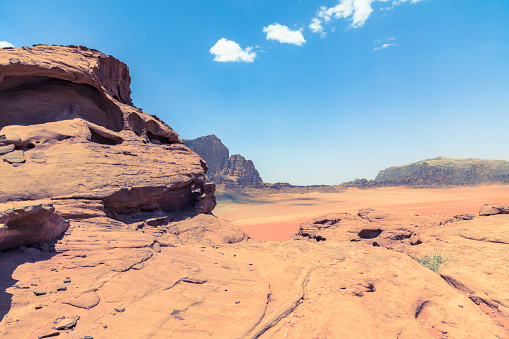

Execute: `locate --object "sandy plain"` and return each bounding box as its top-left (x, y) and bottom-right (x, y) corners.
top-left (215, 185), bottom-right (509, 241)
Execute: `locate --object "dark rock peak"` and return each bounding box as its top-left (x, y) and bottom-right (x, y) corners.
top-left (183, 135), bottom-right (263, 188)
top-left (183, 134), bottom-right (229, 174)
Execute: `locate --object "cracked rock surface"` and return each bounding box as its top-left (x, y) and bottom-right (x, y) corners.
top-left (1, 208), bottom-right (508, 338)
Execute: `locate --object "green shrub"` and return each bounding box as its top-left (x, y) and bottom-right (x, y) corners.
top-left (416, 251), bottom-right (447, 272)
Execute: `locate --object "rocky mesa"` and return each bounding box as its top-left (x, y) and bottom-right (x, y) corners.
top-left (345, 156), bottom-right (509, 188)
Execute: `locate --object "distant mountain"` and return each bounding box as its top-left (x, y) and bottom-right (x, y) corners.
top-left (183, 135), bottom-right (263, 188)
top-left (345, 157), bottom-right (509, 188)
top-left (375, 156), bottom-right (509, 181)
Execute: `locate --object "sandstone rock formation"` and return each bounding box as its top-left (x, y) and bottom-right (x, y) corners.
top-left (1, 204), bottom-right (507, 338)
top-left (184, 134), bottom-right (263, 188)
top-left (479, 203), bottom-right (509, 216)
top-left (374, 156), bottom-right (509, 184)
top-left (376, 156), bottom-right (509, 181)
top-left (345, 157), bottom-right (509, 188)
top-left (183, 134), bottom-right (229, 177)
top-left (0, 203), bottom-right (69, 251)
top-left (0, 45), bottom-right (216, 250)
top-left (219, 154), bottom-right (263, 187)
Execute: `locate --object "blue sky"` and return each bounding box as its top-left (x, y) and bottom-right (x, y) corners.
top-left (2, 0), bottom-right (509, 185)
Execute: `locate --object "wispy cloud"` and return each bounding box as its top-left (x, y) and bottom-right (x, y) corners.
top-left (263, 24), bottom-right (306, 46)
top-left (372, 36), bottom-right (397, 51)
top-left (0, 41), bottom-right (15, 48)
top-left (382, 0), bottom-right (424, 10)
top-left (393, 0), bottom-right (424, 5)
top-left (372, 43), bottom-right (396, 51)
top-left (311, 0), bottom-right (424, 34)
top-left (209, 38), bottom-right (256, 63)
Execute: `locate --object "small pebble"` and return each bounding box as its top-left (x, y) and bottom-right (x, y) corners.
top-left (33, 290), bottom-right (47, 296)
top-left (63, 279), bottom-right (71, 284)
top-left (35, 305), bottom-right (43, 310)
top-left (114, 307), bottom-right (125, 313)
top-left (57, 286), bottom-right (67, 291)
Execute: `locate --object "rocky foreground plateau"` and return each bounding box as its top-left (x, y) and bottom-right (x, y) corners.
top-left (1, 201), bottom-right (509, 338)
top-left (1, 45), bottom-right (508, 339)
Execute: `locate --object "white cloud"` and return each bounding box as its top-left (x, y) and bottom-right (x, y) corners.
top-left (372, 43), bottom-right (396, 51)
top-left (317, 0), bottom-right (373, 29)
top-left (0, 41), bottom-right (15, 48)
top-left (309, 18), bottom-right (325, 36)
top-left (209, 38), bottom-right (256, 63)
top-left (311, 0), bottom-right (423, 34)
top-left (263, 24), bottom-right (306, 46)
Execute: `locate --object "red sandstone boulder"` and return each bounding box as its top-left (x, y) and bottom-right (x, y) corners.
top-left (0, 203), bottom-right (69, 251)
top-left (479, 203), bottom-right (509, 216)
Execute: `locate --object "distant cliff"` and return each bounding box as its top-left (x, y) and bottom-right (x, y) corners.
top-left (345, 157), bottom-right (509, 188)
top-left (375, 156), bottom-right (509, 181)
top-left (183, 135), bottom-right (263, 188)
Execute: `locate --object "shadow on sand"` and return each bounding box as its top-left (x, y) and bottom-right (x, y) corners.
top-left (0, 243), bottom-right (59, 323)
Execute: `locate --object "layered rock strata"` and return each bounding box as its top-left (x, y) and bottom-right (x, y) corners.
top-left (0, 45), bottom-right (216, 250)
top-left (0, 204), bottom-right (507, 338)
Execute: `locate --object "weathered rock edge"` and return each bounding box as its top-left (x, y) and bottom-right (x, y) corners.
top-left (0, 203), bottom-right (69, 251)
top-left (0, 45), bottom-right (218, 249)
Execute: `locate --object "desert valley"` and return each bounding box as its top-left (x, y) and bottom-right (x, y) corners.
top-left (1, 44), bottom-right (509, 339)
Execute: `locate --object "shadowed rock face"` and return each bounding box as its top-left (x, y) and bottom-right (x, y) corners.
top-left (183, 135), bottom-right (229, 175)
top-left (0, 203), bottom-right (69, 251)
top-left (0, 77), bottom-right (124, 132)
top-left (220, 154), bottom-right (263, 187)
top-left (183, 134), bottom-right (263, 188)
top-left (0, 45), bottom-right (217, 250)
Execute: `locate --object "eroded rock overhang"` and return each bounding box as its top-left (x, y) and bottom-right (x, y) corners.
top-left (0, 45), bottom-right (216, 251)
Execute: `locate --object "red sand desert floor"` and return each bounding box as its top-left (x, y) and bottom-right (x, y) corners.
top-left (214, 185), bottom-right (509, 241)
